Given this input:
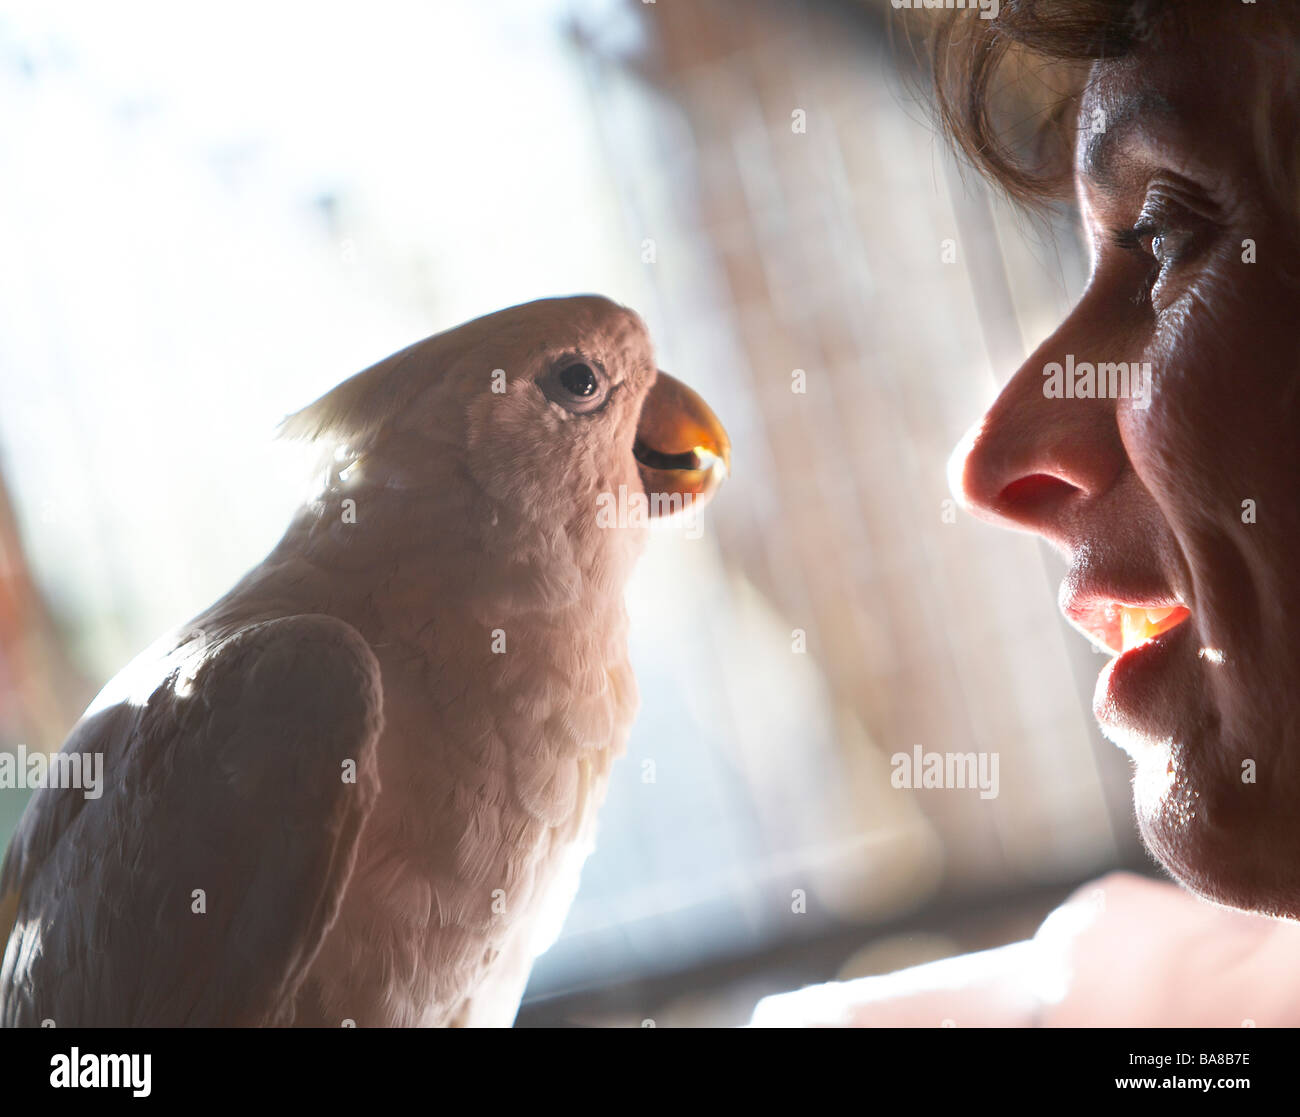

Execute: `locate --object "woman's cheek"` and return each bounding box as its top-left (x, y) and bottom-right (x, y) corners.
top-left (1122, 267), bottom-right (1251, 507)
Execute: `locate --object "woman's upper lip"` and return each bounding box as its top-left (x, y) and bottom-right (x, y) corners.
top-left (1060, 583), bottom-right (1190, 656)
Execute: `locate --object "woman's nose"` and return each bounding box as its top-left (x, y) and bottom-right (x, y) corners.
top-left (948, 320), bottom-right (1129, 541)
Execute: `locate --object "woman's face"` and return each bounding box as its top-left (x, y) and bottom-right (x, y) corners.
top-left (950, 25), bottom-right (1300, 917)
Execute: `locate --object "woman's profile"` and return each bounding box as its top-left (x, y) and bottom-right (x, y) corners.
top-left (756, 0), bottom-right (1300, 1027)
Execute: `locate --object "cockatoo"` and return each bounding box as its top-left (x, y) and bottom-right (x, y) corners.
top-left (0, 295), bottom-right (729, 1027)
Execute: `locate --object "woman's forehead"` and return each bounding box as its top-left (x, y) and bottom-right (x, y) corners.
top-left (1073, 43), bottom-right (1271, 196)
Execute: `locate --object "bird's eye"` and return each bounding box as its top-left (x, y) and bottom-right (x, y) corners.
top-left (560, 363), bottom-right (598, 397)
top-left (540, 360), bottom-right (609, 414)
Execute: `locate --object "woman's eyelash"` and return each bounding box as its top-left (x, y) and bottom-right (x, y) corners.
top-left (1105, 185), bottom-right (1215, 307)
top-left (1108, 222), bottom-right (1165, 305)
top-left (1111, 221), bottom-right (1161, 253)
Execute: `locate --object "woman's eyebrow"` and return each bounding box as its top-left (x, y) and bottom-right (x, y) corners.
top-left (1081, 91), bottom-right (1178, 188)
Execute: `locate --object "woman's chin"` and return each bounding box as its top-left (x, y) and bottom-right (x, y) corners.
top-left (1131, 724), bottom-right (1300, 920)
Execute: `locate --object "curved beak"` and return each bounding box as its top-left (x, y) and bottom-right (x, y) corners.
top-left (634, 370), bottom-right (731, 516)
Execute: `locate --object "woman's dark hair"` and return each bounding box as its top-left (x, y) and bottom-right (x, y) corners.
top-left (925, 1), bottom-right (1199, 206)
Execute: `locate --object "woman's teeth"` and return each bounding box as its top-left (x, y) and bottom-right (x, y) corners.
top-left (1119, 605), bottom-right (1189, 653)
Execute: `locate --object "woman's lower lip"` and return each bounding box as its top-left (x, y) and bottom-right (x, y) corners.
top-left (1093, 618), bottom-right (1195, 747)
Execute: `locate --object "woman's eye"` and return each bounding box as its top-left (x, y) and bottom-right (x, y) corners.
top-left (1121, 221), bottom-right (1164, 259)
top-left (540, 360), bottom-right (609, 413)
top-left (1145, 229), bottom-right (1187, 268)
top-left (1113, 218), bottom-right (1188, 307)
top-left (1112, 182), bottom-right (1215, 309)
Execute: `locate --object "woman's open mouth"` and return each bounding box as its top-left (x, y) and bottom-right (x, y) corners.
top-left (1118, 604), bottom-right (1191, 654)
top-left (1062, 591), bottom-right (1195, 750)
top-left (1063, 595), bottom-right (1191, 659)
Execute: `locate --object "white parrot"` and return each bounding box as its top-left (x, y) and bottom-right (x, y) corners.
top-left (0, 295), bottom-right (729, 1027)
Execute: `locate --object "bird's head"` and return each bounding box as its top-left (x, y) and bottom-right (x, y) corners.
top-left (282, 296), bottom-right (729, 570)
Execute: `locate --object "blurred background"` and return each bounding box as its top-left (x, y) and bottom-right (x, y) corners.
top-left (0, 0), bottom-right (1153, 1025)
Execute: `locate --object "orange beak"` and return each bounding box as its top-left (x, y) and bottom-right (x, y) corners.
top-left (634, 371), bottom-right (731, 516)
